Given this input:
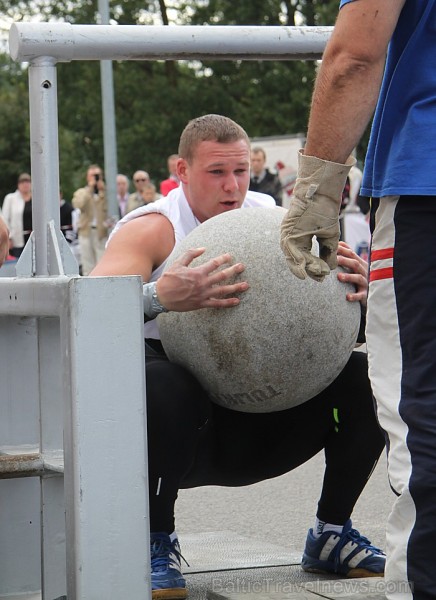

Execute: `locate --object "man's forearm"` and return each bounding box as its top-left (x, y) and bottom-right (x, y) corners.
top-left (304, 0), bottom-right (405, 164)
top-left (280, 0), bottom-right (406, 281)
top-left (304, 52), bottom-right (385, 164)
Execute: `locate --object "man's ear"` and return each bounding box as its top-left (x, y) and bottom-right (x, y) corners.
top-left (177, 158), bottom-right (189, 184)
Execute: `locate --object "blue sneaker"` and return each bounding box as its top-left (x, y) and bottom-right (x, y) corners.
top-left (301, 519), bottom-right (386, 578)
top-left (151, 532), bottom-right (188, 599)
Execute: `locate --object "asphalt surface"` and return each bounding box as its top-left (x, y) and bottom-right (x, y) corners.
top-left (175, 448), bottom-right (393, 599)
top-left (176, 444), bottom-right (392, 555)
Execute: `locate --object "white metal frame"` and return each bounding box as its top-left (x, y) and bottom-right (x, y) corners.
top-left (0, 277), bottom-right (149, 600)
top-left (1, 22), bottom-right (331, 599)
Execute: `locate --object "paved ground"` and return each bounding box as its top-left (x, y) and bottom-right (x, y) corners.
top-left (176, 449), bottom-right (392, 556)
top-left (175, 450), bottom-right (393, 600)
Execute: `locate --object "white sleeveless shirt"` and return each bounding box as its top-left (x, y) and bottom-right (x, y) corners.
top-left (111, 185), bottom-right (276, 339)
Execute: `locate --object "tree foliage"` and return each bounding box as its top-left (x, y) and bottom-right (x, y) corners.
top-left (0, 0), bottom-right (342, 203)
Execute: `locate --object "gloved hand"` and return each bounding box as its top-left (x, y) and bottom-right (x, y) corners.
top-left (280, 150), bottom-right (356, 282)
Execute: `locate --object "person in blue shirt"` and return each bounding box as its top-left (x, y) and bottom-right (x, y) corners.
top-left (281, 2), bottom-right (436, 598)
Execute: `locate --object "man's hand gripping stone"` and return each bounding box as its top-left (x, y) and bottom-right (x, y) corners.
top-left (280, 151), bottom-right (356, 282)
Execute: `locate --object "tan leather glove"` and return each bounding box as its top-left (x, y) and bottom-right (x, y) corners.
top-left (280, 151), bottom-right (356, 282)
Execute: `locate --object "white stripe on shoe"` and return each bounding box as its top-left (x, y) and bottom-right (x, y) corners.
top-left (319, 535), bottom-right (340, 561)
top-left (347, 548), bottom-right (371, 569)
top-left (339, 540), bottom-right (359, 564)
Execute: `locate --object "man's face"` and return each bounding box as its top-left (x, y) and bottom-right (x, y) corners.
top-left (250, 151), bottom-right (265, 177)
top-left (178, 139), bottom-right (250, 223)
top-left (143, 186), bottom-right (156, 202)
top-left (133, 171), bottom-right (149, 192)
top-left (117, 176), bottom-right (128, 197)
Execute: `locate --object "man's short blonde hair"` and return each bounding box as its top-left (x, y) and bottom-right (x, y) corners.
top-left (178, 114), bottom-right (250, 163)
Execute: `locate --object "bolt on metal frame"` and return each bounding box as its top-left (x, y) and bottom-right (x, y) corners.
top-left (1, 22), bottom-right (331, 599)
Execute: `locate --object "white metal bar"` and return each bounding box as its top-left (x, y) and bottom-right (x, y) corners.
top-left (61, 276), bottom-right (150, 599)
top-left (46, 222), bottom-right (80, 277)
top-left (0, 277), bottom-right (69, 316)
top-left (9, 23), bottom-right (332, 63)
top-left (0, 317), bottom-right (40, 448)
top-left (27, 59), bottom-right (61, 276)
top-left (38, 318), bottom-right (67, 599)
top-left (98, 0), bottom-right (119, 221)
top-left (0, 479), bottom-right (41, 596)
top-left (99, 57), bottom-right (118, 220)
top-left (40, 478), bottom-right (67, 600)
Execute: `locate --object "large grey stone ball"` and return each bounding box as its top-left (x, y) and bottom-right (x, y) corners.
top-left (158, 207), bottom-right (360, 413)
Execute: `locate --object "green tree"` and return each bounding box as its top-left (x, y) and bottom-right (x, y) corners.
top-left (184, 0), bottom-right (319, 139)
top-left (0, 54), bottom-right (30, 203)
top-left (0, 0), bottom-right (345, 202)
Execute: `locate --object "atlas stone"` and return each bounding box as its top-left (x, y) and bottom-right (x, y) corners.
top-left (158, 207), bottom-right (360, 413)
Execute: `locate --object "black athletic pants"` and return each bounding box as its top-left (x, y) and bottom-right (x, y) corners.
top-left (145, 341), bottom-right (385, 534)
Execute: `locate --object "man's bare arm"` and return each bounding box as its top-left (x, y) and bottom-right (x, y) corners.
top-left (91, 213), bottom-right (174, 281)
top-left (90, 214), bottom-right (249, 312)
top-left (280, 0), bottom-right (406, 281)
top-left (305, 0), bottom-right (406, 163)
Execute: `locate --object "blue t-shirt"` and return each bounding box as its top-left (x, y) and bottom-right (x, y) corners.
top-left (339, 0), bottom-right (436, 197)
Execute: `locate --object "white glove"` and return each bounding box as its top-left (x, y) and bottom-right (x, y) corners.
top-left (280, 150), bottom-right (356, 282)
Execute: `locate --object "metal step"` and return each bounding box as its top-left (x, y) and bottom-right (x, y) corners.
top-left (0, 447), bottom-right (63, 479)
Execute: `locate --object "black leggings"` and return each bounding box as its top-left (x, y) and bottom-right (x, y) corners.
top-left (145, 341), bottom-right (384, 533)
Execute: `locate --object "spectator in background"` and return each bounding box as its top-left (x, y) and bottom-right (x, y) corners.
top-left (0, 213), bottom-right (10, 266)
top-left (348, 165), bottom-right (364, 210)
top-left (127, 170), bottom-right (150, 214)
top-left (59, 189), bottom-right (81, 272)
top-left (160, 154), bottom-right (180, 196)
top-left (249, 147), bottom-right (283, 206)
top-left (60, 189), bottom-right (77, 245)
top-left (1, 172), bottom-right (33, 258)
top-left (141, 182), bottom-right (159, 205)
top-left (72, 164), bottom-right (108, 276)
top-left (117, 174), bottom-right (130, 219)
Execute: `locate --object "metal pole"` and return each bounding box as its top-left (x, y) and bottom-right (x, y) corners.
top-left (9, 23), bottom-right (332, 63)
top-left (98, 0), bottom-right (118, 223)
top-left (26, 57), bottom-right (61, 277)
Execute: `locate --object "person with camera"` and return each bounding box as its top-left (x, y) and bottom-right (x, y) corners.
top-left (72, 164), bottom-right (109, 275)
